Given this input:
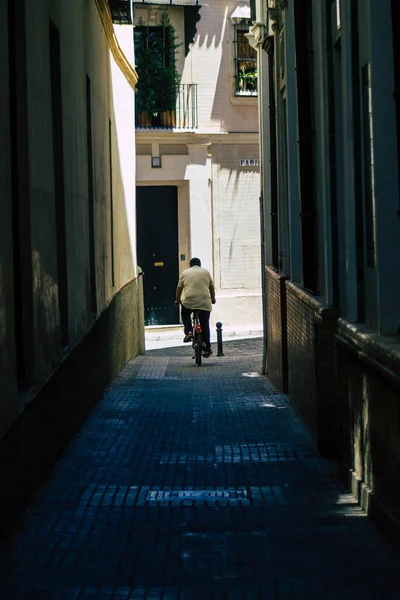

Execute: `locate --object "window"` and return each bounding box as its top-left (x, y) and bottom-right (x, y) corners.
top-left (134, 12), bottom-right (181, 128)
top-left (362, 63), bottom-right (376, 269)
top-left (294, 0), bottom-right (318, 293)
top-left (134, 26), bottom-right (172, 79)
top-left (233, 21), bottom-right (257, 95)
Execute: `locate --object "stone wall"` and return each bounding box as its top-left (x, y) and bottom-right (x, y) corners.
top-left (334, 320), bottom-right (400, 547)
top-left (286, 281), bottom-right (337, 454)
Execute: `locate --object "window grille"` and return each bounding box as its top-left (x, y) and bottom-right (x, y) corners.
top-left (233, 21), bottom-right (257, 95)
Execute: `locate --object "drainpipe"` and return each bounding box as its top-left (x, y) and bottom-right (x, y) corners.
top-left (247, 11), bottom-right (269, 375)
top-left (259, 192), bottom-right (268, 375)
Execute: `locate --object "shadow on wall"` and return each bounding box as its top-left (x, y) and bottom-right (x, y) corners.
top-left (214, 160), bottom-right (260, 254)
top-left (184, 6), bottom-right (202, 56)
top-left (209, 6), bottom-right (228, 124)
top-left (221, 166), bottom-right (258, 260)
top-left (194, 3), bottom-right (226, 50)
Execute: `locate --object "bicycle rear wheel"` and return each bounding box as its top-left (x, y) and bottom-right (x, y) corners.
top-left (195, 333), bottom-right (202, 366)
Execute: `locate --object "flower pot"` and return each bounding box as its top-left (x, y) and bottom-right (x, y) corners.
top-left (160, 110), bottom-right (176, 128)
top-left (137, 112), bottom-right (153, 127)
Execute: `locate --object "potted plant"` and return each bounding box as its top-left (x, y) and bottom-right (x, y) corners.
top-left (134, 18), bottom-right (160, 125)
top-left (136, 87), bottom-right (157, 127)
top-left (156, 12), bottom-right (181, 127)
top-left (236, 62), bottom-right (258, 94)
top-left (134, 11), bottom-right (182, 128)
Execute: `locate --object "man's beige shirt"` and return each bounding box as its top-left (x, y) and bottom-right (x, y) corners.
top-left (177, 266), bottom-right (213, 312)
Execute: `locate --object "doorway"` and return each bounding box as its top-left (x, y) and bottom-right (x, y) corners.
top-left (136, 186), bottom-right (180, 326)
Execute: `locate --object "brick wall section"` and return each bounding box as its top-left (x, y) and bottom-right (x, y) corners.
top-left (335, 320), bottom-right (400, 548)
top-left (266, 267), bottom-right (288, 393)
top-left (286, 282), bottom-right (338, 454)
top-left (314, 307), bottom-right (339, 456)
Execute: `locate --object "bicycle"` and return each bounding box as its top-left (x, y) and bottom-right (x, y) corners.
top-left (191, 310), bottom-right (206, 366)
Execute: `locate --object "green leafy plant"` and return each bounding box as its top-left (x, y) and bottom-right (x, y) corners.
top-left (135, 11), bottom-right (182, 119)
top-left (236, 63), bottom-right (258, 93)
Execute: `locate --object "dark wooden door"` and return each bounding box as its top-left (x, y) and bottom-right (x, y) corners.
top-left (136, 186), bottom-right (180, 325)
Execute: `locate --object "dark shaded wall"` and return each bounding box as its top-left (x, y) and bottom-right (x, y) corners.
top-left (258, 0), bottom-right (400, 546)
top-left (334, 321), bottom-right (400, 547)
top-left (0, 278), bottom-right (143, 523)
top-left (0, 0), bottom-right (142, 519)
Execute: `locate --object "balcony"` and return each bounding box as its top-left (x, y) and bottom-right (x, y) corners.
top-left (135, 83), bottom-right (198, 130)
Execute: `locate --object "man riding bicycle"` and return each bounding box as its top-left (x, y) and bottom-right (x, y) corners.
top-left (175, 257), bottom-right (216, 358)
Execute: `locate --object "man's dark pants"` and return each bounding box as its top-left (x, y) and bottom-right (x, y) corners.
top-left (181, 305), bottom-right (211, 350)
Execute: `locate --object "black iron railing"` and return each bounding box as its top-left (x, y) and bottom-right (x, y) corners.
top-left (234, 23), bottom-right (258, 95)
top-left (135, 83), bottom-right (198, 129)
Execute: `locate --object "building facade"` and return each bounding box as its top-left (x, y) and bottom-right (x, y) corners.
top-left (133, 0), bottom-right (262, 332)
top-left (251, 0), bottom-right (400, 541)
top-left (0, 0), bottom-right (141, 475)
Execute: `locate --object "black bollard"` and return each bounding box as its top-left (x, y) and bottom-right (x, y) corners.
top-left (216, 322), bottom-right (224, 356)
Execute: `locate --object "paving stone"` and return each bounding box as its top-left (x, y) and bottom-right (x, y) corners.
top-left (0, 338), bottom-right (399, 598)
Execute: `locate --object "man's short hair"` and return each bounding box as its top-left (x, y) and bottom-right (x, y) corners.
top-left (190, 257), bottom-right (201, 267)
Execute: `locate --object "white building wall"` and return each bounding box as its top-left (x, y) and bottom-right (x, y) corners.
top-left (186, 144), bottom-right (213, 270)
top-left (135, 0), bottom-right (262, 329)
top-left (110, 24), bottom-right (137, 287)
top-left (211, 143), bottom-right (261, 327)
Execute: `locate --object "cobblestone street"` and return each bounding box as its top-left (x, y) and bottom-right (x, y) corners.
top-left (0, 338), bottom-right (399, 599)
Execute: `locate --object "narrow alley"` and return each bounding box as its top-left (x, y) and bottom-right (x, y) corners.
top-left (0, 337), bottom-right (399, 599)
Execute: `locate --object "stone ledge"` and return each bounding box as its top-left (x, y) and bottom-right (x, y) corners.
top-left (265, 265), bottom-right (284, 281)
top-left (336, 319), bottom-right (400, 385)
top-left (285, 280), bottom-right (337, 321)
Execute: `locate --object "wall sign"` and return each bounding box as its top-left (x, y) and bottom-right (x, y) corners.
top-left (239, 159), bottom-right (260, 167)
